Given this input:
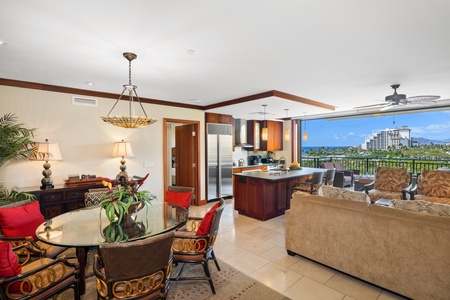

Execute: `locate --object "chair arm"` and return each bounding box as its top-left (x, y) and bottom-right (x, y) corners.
top-left (178, 217), bottom-right (203, 232)
top-left (172, 233), bottom-right (210, 253)
top-left (352, 169), bottom-right (360, 175)
top-left (332, 172), bottom-right (345, 188)
top-left (93, 253), bottom-right (106, 281)
top-left (364, 181), bottom-right (375, 194)
top-left (408, 183), bottom-right (418, 200)
top-left (0, 236), bottom-right (46, 257)
top-left (342, 170), bottom-right (354, 176)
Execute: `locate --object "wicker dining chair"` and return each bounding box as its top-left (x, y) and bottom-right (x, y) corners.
top-left (94, 230), bottom-right (175, 299)
top-left (0, 242), bottom-right (80, 300)
top-left (0, 200), bottom-right (67, 262)
top-left (170, 198), bottom-right (226, 294)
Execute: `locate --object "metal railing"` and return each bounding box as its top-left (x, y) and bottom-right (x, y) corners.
top-left (302, 156), bottom-right (450, 175)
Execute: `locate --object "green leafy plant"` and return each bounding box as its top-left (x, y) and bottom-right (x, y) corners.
top-left (0, 187), bottom-right (36, 206)
top-left (99, 173), bottom-right (156, 223)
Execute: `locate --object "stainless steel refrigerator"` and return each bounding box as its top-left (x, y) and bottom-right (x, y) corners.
top-left (207, 123), bottom-right (233, 202)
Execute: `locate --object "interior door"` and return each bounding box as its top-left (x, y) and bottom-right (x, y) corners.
top-left (175, 124), bottom-right (197, 203)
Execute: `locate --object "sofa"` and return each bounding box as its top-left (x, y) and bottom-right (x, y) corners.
top-left (410, 170), bottom-right (450, 204)
top-left (285, 189), bottom-right (450, 300)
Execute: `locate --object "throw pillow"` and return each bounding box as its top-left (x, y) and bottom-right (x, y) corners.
top-left (196, 202), bottom-right (220, 236)
top-left (0, 241), bottom-right (32, 293)
top-left (165, 190), bottom-right (192, 209)
top-left (0, 201), bottom-right (45, 241)
top-left (389, 199), bottom-right (450, 217)
top-left (319, 185), bottom-right (371, 204)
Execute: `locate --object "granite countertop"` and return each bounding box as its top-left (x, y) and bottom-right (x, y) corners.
top-left (233, 167), bottom-right (326, 181)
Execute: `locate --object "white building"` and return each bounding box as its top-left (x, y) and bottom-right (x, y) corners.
top-left (362, 126), bottom-right (412, 150)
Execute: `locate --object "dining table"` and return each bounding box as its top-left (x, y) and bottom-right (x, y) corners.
top-left (36, 200), bottom-right (188, 295)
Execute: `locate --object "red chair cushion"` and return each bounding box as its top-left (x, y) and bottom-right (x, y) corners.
top-left (165, 190), bottom-right (192, 209)
top-left (196, 202), bottom-right (220, 236)
top-left (0, 241), bottom-right (32, 293)
top-left (0, 201), bottom-right (44, 241)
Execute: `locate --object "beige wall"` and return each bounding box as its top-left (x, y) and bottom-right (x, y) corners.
top-left (0, 85), bottom-right (205, 202)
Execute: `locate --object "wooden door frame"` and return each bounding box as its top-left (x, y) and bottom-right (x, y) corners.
top-left (163, 118), bottom-right (202, 206)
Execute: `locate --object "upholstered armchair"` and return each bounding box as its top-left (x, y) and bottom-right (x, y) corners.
top-left (321, 162), bottom-right (352, 188)
top-left (333, 162), bottom-right (360, 182)
top-left (0, 200), bottom-right (67, 262)
top-left (293, 172), bottom-right (324, 195)
top-left (171, 199), bottom-right (226, 294)
top-left (409, 170), bottom-right (450, 204)
top-left (364, 167), bottom-right (410, 203)
top-left (94, 230), bottom-right (175, 299)
top-left (323, 168), bottom-right (336, 186)
top-left (0, 242), bottom-right (80, 300)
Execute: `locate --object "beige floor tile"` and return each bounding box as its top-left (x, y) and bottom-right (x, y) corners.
top-left (325, 273), bottom-right (381, 300)
top-left (260, 245), bottom-right (300, 268)
top-left (233, 220), bottom-right (262, 232)
top-left (283, 277), bottom-right (345, 300)
top-left (343, 296), bottom-right (357, 300)
top-left (266, 232), bottom-right (286, 247)
top-left (244, 226), bottom-right (279, 240)
top-left (213, 238), bottom-right (245, 259)
top-left (288, 256), bottom-right (336, 284)
top-left (249, 262), bottom-right (303, 293)
top-left (236, 236), bottom-right (277, 255)
top-left (219, 229), bottom-right (253, 244)
top-left (221, 249), bottom-right (270, 275)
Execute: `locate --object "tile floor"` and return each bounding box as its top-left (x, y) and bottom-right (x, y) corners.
top-left (189, 199), bottom-right (409, 300)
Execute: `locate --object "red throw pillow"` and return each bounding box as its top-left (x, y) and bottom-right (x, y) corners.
top-left (0, 201), bottom-right (44, 241)
top-left (0, 241), bottom-right (32, 293)
top-left (196, 202), bottom-right (220, 236)
top-left (165, 190), bottom-right (192, 209)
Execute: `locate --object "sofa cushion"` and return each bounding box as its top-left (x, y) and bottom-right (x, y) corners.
top-left (389, 199), bottom-right (450, 217)
top-left (418, 170), bottom-right (450, 198)
top-left (319, 185), bottom-right (370, 204)
top-left (373, 167), bottom-right (410, 192)
top-left (0, 201), bottom-right (44, 241)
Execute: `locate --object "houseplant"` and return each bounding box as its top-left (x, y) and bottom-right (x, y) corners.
top-left (99, 173), bottom-right (156, 224)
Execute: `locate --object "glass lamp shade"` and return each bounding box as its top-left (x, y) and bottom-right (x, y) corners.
top-left (284, 129), bottom-right (290, 141)
top-left (261, 127), bottom-right (268, 141)
top-left (303, 131), bottom-right (308, 141)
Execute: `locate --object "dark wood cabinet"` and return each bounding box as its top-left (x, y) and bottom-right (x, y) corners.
top-left (26, 184), bottom-right (103, 219)
top-left (205, 113), bottom-right (234, 125)
top-left (259, 120), bottom-right (283, 151)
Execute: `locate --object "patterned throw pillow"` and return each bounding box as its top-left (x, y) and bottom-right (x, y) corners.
top-left (389, 199), bottom-right (450, 217)
top-left (319, 185), bottom-right (371, 204)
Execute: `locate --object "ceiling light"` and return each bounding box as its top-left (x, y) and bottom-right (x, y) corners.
top-left (284, 109), bottom-right (290, 141)
top-left (187, 49), bottom-right (196, 55)
top-left (0, 39), bottom-right (7, 46)
top-left (101, 52), bottom-right (157, 128)
top-left (261, 105), bottom-right (268, 141)
top-left (85, 82), bottom-right (94, 86)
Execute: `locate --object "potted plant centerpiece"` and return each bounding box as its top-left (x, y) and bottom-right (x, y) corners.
top-left (100, 173), bottom-right (156, 223)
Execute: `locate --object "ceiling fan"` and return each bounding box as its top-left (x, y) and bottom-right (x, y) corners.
top-left (354, 84), bottom-right (440, 111)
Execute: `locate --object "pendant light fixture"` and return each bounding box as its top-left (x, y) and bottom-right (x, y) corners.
top-left (284, 109), bottom-right (290, 141)
top-left (101, 52), bottom-right (158, 128)
top-left (303, 112), bottom-right (308, 141)
top-left (261, 104), bottom-right (268, 141)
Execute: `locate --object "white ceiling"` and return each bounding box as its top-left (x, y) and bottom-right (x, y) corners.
top-left (1, 0), bottom-right (450, 120)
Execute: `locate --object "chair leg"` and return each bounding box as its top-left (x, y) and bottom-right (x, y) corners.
top-left (202, 261), bottom-right (216, 294)
top-left (211, 250), bottom-right (221, 271)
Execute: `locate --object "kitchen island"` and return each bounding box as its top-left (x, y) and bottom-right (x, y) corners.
top-left (233, 167), bottom-right (326, 221)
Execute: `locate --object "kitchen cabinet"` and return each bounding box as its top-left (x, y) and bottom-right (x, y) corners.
top-left (257, 120), bottom-right (283, 151)
top-left (246, 120), bottom-right (261, 150)
top-left (205, 113), bottom-right (234, 125)
top-left (232, 165), bottom-right (268, 174)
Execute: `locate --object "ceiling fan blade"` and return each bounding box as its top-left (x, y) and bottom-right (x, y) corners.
top-left (379, 103), bottom-right (399, 111)
top-left (353, 103), bottom-right (387, 109)
top-left (406, 95), bottom-right (440, 103)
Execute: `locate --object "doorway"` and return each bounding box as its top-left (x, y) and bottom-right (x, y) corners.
top-left (163, 118), bottom-right (201, 206)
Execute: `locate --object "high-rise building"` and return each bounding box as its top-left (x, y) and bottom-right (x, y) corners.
top-left (362, 125), bottom-right (411, 150)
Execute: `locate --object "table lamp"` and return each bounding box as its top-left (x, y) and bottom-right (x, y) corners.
top-left (112, 139), bottom-right (134, 184)
top-left (29, 139), bottom-right (62, 189)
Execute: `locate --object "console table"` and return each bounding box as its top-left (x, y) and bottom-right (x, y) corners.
top-left (23, 184), bottom-right (103, 219)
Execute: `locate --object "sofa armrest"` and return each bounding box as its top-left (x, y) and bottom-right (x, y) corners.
top-left (408, 183), bottom-right (418, 200)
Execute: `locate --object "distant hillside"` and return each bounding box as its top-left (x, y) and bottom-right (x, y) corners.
top-left (412, 137), bottom-right (450, 144)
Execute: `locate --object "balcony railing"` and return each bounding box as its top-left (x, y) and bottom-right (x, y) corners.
top-left (302, 156), bottom-right (450, 175)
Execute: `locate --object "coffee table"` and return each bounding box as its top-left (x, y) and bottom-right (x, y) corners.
top-left (36, 201), bottom-right (188, 295)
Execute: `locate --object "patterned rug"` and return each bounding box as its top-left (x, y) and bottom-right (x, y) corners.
top-left (59, 255), bottom-right (290, 300)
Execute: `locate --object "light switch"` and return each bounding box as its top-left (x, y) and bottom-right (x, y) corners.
top-left (143, 162), bottom-right (155, 168)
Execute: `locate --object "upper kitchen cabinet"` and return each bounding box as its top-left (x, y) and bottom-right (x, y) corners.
top-left (246, 120), bottom-right (261, 150)
top-left (260, 120), bottom-right (283, 151)
top-left (205, 113), bottom-right (234, 125)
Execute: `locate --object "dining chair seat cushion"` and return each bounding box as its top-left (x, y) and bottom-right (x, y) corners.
top-left (172, 252), bottom-right (204, 262)
top-left (165, 190), bottom-right (192, 209)
top-left (196, 202), bottom-right (220, 236)
top-left (0, 201), bottom-right (44, 241)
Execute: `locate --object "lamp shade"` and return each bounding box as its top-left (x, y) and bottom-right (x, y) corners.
top-left (29, 141), bottom-right (62, 161)
top-left (112, 140), bottom-right (134, 157)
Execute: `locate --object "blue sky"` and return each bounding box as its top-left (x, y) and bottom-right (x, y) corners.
top-left (303, 110), bottom-right (450, 147)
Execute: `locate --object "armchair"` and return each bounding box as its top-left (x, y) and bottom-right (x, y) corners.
top-left (0, 242), bottom-right (80, 300)
top-left (364, 167), bottom-right (410, 203)
top-left (94, 230), bottom-right (175, 299)
top-left (171, 199), bottom-right (226, 294)
top-left (409, 170), bottom-right (450, 204)
top-left (293, 172), bottom-right (324, 195)
top-left (0, 200), bottom-right (67, 262)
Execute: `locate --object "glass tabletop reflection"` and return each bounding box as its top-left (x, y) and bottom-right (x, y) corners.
top-left (36, 201), bottom-right (188, 247)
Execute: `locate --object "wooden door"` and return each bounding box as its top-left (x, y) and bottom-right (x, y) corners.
top-left (175, 124), bottom-right (197, 204)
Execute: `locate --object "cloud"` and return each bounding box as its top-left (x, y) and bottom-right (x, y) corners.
top-left (410, 121), bottom-right (450, 136)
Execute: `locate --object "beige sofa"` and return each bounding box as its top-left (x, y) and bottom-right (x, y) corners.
top-left (285, 192), bottom-right (450, 300)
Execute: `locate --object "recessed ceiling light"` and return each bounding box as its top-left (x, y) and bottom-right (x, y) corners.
top-left (186, 50), bottom-right (195, 55)
top-left (0, 40), bottom-right (8, 46)
top-left (85, 82), bottom-right (94, 86)
top-left (192, 99), bottom-right (201, 103)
